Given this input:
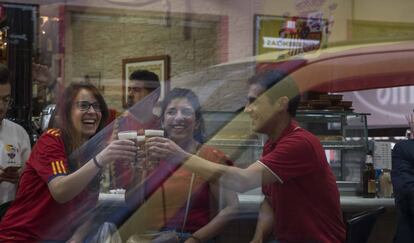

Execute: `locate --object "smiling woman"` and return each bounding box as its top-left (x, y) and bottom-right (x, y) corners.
top-left (125, 88), bottom-right (238, 243)
top-left (71, 91), bottom-right (103, 142)
top-left (0, 82), bottom-right (139, 242)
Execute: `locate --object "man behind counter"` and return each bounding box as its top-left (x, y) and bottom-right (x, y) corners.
top-left (147, 70), bottom-right (346, 243)
top-left (113, 70), bottom-right (161, 189)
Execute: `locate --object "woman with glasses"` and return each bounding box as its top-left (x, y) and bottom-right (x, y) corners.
top-left (0, 82), bottom-right (137, 242)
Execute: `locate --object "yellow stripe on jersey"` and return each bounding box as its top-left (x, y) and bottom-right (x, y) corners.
top-left (47, 128), bottom-right (61, 137)
top-left (51, 162), bottom-right (57, 175)
top-left (51, 131), bottom-right (60, 137)
top-left (59, 160), bottom-right (67, 174)
top-left (46, 128), bottom-right (57, 134)
top-left (56, 161), bottom-right (62, 174)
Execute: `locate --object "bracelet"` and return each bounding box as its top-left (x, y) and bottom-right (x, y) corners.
top-left (93, 156), bottom-right (103, 169)
top-left (189, 235), bottom-right (202, 243)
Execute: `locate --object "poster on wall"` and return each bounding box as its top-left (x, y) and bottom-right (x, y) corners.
top-left (254, 14), bottom-right (328, 57)
top-left (122, 55), bottom-right (170, 108)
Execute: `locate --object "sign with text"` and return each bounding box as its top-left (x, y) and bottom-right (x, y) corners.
top-left (341, 86), bottom-right (414, 127)
top-left (254, 15), bottom-right (327, 56)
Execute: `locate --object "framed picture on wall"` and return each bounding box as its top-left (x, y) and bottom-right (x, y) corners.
top-left (122, 55), bottom-right (170, 108)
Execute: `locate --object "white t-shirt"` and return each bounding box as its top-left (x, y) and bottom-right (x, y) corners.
top-left (0, 119), bottom-right (31, 204)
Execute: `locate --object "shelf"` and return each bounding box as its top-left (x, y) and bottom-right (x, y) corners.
top-left (321, 141), bottom-right (366, 149)
top-left (207, 140), bottom-right (366, 149)
top-left (296, 110), bottom-right (369, 123)
top-left (297, 110), bottom-right (370, 116)
top-left (206, 138), bottom-right (263, 147)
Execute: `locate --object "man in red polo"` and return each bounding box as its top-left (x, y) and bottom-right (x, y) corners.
top-left (147, 70), bottom-right (346, 243)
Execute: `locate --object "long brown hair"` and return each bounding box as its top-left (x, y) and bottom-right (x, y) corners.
top-left (51, 82), bottom-right (109, 169)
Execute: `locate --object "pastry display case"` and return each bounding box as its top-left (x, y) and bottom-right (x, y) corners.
top-left (296, 110), bottom-right (369, 195)
top-left (203, 110), bottom-right (369, 195)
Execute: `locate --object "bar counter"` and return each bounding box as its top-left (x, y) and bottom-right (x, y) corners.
top-left (98, 193), bottom-right (396, 243)
top-left (98, 193), bottom-right (396, 211)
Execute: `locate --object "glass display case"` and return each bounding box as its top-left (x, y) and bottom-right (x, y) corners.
top-left (296, 111), bottom-right (369, 195)
top-left (203, 110), bottom-right (369, 195)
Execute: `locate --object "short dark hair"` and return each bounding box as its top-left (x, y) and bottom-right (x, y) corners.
top-left (0, 63), bottom-right (10, 85)
top-left (248, 69), bottom-right (300, 117)
top-left (129, 70), bottom-right (160, 90)
top-left (160, 88), bottom-right (205, 143)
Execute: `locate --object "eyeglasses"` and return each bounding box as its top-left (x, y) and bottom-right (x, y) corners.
top-left (0, 96), bottom-right (12, 107)
top-left (75, 101), bottom-right (101, 112)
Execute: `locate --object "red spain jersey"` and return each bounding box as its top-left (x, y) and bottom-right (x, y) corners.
top-left (0, 129), bottom-right (99, 242)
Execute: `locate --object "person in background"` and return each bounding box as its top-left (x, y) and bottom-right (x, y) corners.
top-left (126, 70), bottom-right (161, 110)
top-left (112, 70), bottom-right (162, 189)
top-left (125, 88), bottom-right (238, 243)
top-left (0, 82), bottom-right (137, 242)
top-left (392, 139), bottom-right (414, 242)
top-left (0, 63), bottom-right (31, 207)
top-left (147, 70), bottom-right (346, 243)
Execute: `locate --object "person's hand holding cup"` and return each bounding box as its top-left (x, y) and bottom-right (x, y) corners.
top-left (144, 129), bottom-right (164, 169)
top-left (135, 135), bottom-right (145, 169)
top-left (118, 130), bottom-right (138, 141)
top-left (118, 130), bottom-right (138, 165)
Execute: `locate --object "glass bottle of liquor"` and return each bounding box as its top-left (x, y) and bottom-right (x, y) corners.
top-left (362, 154), bottom-right (376, 198)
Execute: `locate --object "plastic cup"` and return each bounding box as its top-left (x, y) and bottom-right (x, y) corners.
top-left (144, 129), bottom-right (164, 169)
top-left (118, 130), bottom-right (138, 141)
top-left (144, 129), bottom-right (164, 138)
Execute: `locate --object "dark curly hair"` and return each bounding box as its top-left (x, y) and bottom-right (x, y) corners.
top-left (160, 88), bottom-right (205, 143)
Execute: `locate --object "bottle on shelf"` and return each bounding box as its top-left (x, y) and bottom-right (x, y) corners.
top-left (378, 169), bottom-right (393, 198)
top-left (362, 154), bottom-right (376, 198)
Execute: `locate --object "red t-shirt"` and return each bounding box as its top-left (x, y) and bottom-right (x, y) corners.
top-left (129, 145), bottom-right (233, 233)
top-left (260, 121), bottom-right (345, 243)
top-left (0, 129), bottom-right (98, 242)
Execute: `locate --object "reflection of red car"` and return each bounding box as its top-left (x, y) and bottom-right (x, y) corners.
top-left (256, 41), bottom-right (414, 94)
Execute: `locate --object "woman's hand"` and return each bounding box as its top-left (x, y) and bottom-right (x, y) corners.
top-left (146, 137), bottom-right (191, 163)
top-left (96, 139), bottom-right (137, 166)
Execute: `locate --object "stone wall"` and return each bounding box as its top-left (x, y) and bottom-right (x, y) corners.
top-left (64, 7), bottom-right (223, 111)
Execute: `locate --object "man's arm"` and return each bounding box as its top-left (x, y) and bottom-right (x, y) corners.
top-left (19, 127), bottom-right (31, 172)
top-left (182, 155), bottom-right (280, 193)
top-left (0, 166), bottom-right (20, 184)
top-left (392, 142), bottom-right (414, 193)
top-left (0, 128), bottom-right (31, 184)
top-left (147, 136), bottom-right (281, 192)
top-left (392, 141), bottom-right (414, 214)
top-left (250, 198), bottom-right (274, 243)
